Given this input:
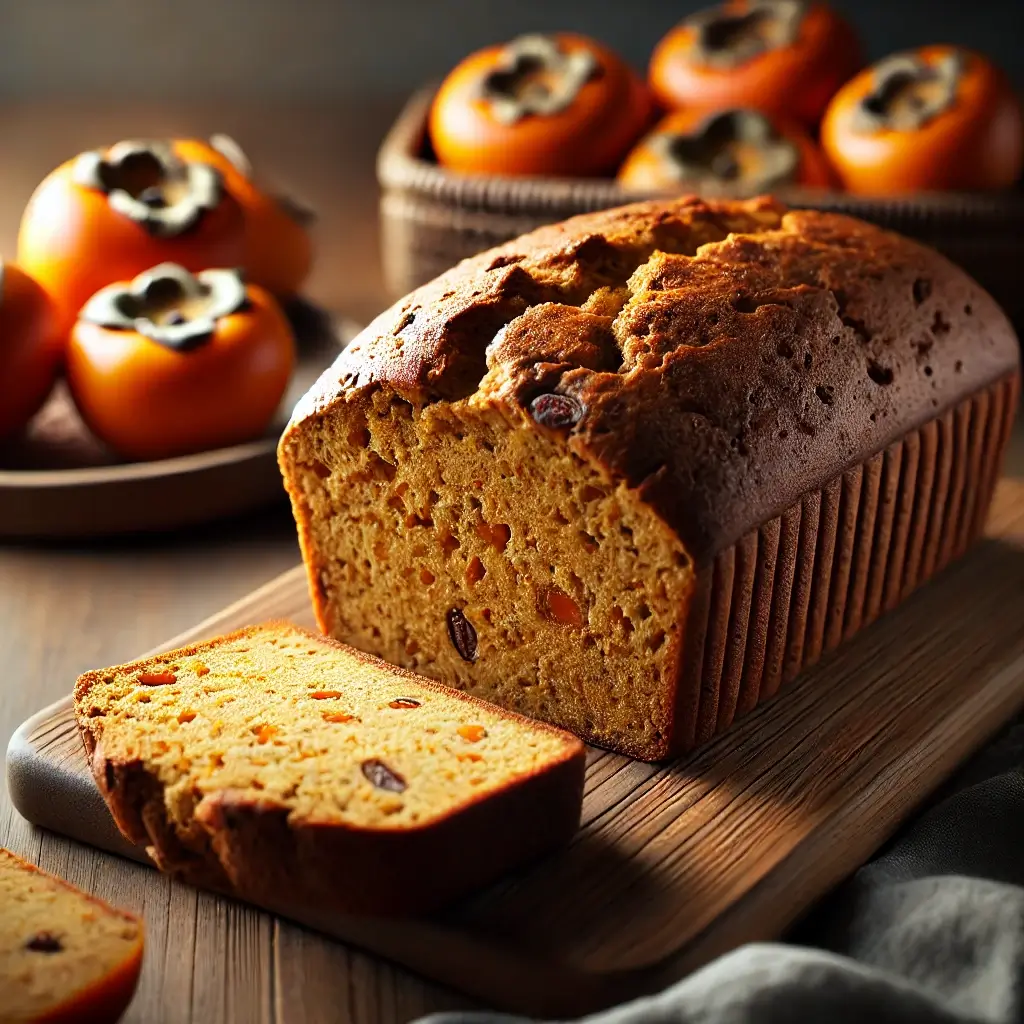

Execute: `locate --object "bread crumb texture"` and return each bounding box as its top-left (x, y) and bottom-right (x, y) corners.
top-left (75, 624), bottom-right (579, 834)
top-left (0, 848), bottom-right (141, 1022)
top-left (280, 196), bottom-right (1019, 759)
top-left (290, 394), bottom-right (688, 756)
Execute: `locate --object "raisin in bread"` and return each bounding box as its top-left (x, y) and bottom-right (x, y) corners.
top-left (74, 622), bottom-right (585, 916)
top-left (278, 195), bottom-right (1021, 762)
top-left (0, 848), bottom-right (143, 1024)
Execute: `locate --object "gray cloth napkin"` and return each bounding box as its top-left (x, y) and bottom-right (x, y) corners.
top-left (419, 720), bottom-right (1024, 1024)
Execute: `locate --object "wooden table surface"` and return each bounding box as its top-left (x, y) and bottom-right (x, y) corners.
top-left (2, 99), bottom-right (1023, 1024)
top-left (0, 99), bottom-right (474, 1023)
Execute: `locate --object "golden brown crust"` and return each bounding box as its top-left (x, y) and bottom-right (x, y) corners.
top-left (35, 948), bottom-right (144, 1024)
top-left (188, 750), bottom-right (584, 915)
top-left (74, 622), bottom-right (587, 915)
top-left (1, 849), bottom-right (143, 1024)
top-left (285, 195), bottom-right (1020, 563)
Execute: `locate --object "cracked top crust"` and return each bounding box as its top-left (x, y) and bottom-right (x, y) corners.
top-left (286, 195), bottom-right (1019, 562)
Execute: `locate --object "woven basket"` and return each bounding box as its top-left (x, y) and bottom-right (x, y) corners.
top-left (378, 88), bottom-right (1024, 328)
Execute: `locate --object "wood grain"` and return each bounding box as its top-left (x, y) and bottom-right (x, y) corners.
top-left (10, 477), bottom-right (1024, 1017)
top-left (0, 526), bottom-right (472, 1024)
top-left (0, 97), bottom-right (475, 1024)
top-left (1, 96), bottom-right (1023, 1024)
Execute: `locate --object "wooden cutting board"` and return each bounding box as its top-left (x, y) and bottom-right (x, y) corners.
top-left (9, 477), bottom-right (1024, 1018)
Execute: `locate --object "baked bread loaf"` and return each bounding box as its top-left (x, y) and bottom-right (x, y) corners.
top-left (74, 622), bottom-right (585, 916)
top-left (279, 196), bottom-right (1020, 761)
top-left (0, 847), bottom-right (143, 1023)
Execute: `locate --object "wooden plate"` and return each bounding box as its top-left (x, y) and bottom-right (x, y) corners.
top-left (0, 302), bottom-right (356, 539)
top-left (8, 477), bottom-right (1024, 1017)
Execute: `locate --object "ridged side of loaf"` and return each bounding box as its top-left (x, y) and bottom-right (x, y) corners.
top-left (279, 197), bottom-right (1020, 759)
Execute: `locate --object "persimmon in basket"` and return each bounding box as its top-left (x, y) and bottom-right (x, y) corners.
top-left (17, 139), bottom-right (246, 336)
top-left (0, 262), bottom-right (63, 443)
top-left (618, 108), bottom-right (833, 194)
top-left (430, 32), bottom-right (652, 176)
top-left (66, 264), bottom-right (295, 462)
top-left (173, 135), bottom-right (314, 297)
top-left (821, 46), bottom-right (1024, 194)
top-left (649, 0), bottom-right (861, 127)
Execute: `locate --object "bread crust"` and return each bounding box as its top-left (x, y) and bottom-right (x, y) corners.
top-left (284, 195), bottom-right (1019, 563)
top-left (278, 197), bottom-right (1020, 760)
top-left (1, 849), bottom-right (143, 1024)
top-left (34, 949), bottom-right (143, 1024)
top-left (75, 623), bottom-right (587, 916)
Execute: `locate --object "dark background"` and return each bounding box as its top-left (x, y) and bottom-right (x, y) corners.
top-left (0, 0), bottom-right (1019, 100)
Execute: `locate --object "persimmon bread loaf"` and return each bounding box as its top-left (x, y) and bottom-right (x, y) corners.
top-left (278, 195), bottom-right (1021, 762)
top-left (0, 847), bottom-right (143, 1024)
top-left (74, 623), bottom-right (585, 916)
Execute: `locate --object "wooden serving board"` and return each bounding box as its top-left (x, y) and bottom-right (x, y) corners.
top-left (0, 304), bottom-right (356, 539)
top-left (9, 477), bottom-right (1024, 1018)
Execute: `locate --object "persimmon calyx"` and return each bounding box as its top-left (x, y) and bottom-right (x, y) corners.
top-left (208, 133), bottom-right (254, 178)
top-left (80, 264), bottom-right (247, 351)
top-left (72, 140), bottom-right (225, 238)
top-left (208, 133), bottom-right (316, 226)
top-left (852, 50), bottom-right (963, 133)
top-left (685, 0), bottom-right (806, 69)
top-left (651, 109), bottom-right (799, 191)
top-left (477, 35), bottom-right (600, 125)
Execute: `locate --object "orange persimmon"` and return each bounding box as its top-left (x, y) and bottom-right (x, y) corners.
top-left (430, 32), bottom-right (652, 177)
top-left (0, 261), bottom-right (63, 442)
top-left (17, 140), bottom-right (246, 336)
top-left (66, 264), bottom-right (295, 462)
top-left (172, 136), bottom-right (314, 297)
top-left (649, 1), bottom-right (861, 126)
top-left (821, 46), bottom-right (1024, 194)
top-left (618, 107), bottom-right (834, 194)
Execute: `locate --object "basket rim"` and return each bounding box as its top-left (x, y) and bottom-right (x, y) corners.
top-left (377, 86), bottom-right (1024, 223)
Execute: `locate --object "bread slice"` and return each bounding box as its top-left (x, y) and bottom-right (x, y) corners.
top-left (278, 195), bottom-right (1020, 761)
top-left (74, 622), bottom-right (586, 916)
top-left (0, 848), bottom-right (143, 1024)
